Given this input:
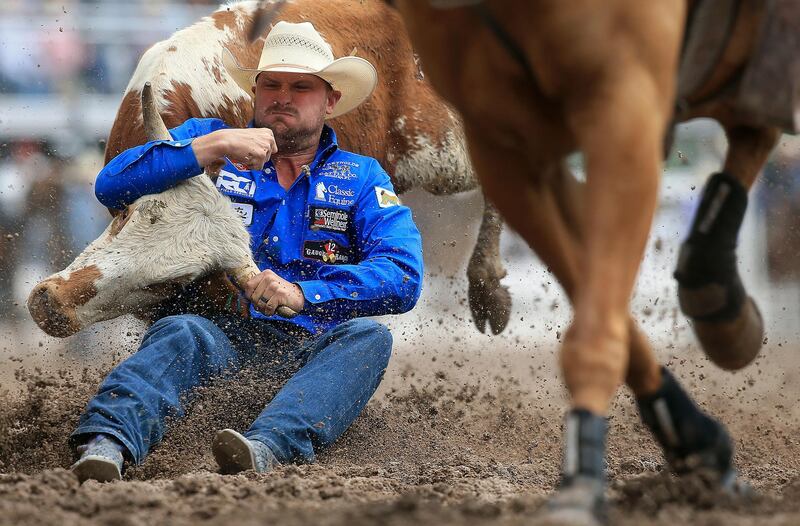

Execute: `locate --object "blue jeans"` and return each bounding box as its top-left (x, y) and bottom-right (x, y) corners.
top-left (71, 314), bottom-right (392, 465)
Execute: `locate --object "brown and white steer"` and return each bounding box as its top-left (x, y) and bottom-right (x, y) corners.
top-left (27, 0), bottom-right (511, 337)
top-left (27, 83), bottom-right (275, 337)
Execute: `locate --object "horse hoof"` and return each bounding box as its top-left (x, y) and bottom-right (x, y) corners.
top-left (692, 296), bottom-right (763, 370)
top-left (468, 279), bottom-right (511, 335)
top-left (719, 468), bottom-right (755, 498)
top-left (538, 477), bottom-right (607, 526)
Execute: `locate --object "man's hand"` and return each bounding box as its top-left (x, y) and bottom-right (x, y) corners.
top-left (243, 269), bottom-right (305, 316)
top-left (192, 128), bottom-right (278, 172)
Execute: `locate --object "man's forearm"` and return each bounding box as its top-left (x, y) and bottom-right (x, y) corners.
top-left (191, 133), bottom-right (226, 167)
top-left (94, 139), bottom-right (204, 209)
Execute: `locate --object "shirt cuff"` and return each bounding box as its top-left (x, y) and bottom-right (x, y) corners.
top-left (295, 280), bottom-right (335, 309)
top-left (167, 139), bottom-right (203, 179)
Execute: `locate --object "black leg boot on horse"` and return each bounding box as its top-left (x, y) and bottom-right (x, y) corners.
top-left (636, 367), bottom-right (748, 493)
top-left (543, 410), bottom-right (608, 526)
top-left (674, 171), bottom-right (763, 370)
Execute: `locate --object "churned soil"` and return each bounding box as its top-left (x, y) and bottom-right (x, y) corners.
top-left (1, 337), bottom-right (799, 526)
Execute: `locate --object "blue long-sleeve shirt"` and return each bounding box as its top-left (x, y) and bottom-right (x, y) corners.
top-left (96, 118), bottom-right (424, 335)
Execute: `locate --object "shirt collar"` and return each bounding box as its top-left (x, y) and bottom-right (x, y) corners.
top-left (313, 124), bottom-right (338, 170)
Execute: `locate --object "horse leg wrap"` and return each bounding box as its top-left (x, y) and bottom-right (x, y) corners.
top-left (674, 172), bottom-right (748, 322)
top-left (636, 368), bottom-right (733, 476)
top-left (562, 409), bottom-right (607, 482)
top-left (545, 409), bottom-right (608, 524)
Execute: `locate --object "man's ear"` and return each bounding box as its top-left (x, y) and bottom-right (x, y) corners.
top-left (326, 90), bottom-right (343, 115)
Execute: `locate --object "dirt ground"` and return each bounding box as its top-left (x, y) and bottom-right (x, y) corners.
top-left (1, 331), bottom-right (799, 526)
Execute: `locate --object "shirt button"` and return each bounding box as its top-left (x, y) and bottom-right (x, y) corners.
top-left (281, 199), bottom-right (286, 205)
top-left (272, 236), bottom-right (279, 242)
top-left (314, 294), bottom-right (321, 300)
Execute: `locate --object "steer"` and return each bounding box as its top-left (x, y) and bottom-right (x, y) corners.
top-left (27, 84), bottom-right (286, 337)
top-left (27, 0), bottom-right (512, 337)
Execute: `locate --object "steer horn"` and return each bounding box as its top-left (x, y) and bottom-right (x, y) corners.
top-left (142, 82), bottom-right (171, 141)
top-left (141, 82), bottom-right (297, 319)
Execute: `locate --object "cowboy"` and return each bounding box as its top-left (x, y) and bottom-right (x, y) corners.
top-left (69, 21), bottom-right (423, 482)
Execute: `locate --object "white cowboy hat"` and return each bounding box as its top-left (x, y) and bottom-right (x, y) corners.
top-left (223, 21), bottom-right (378, 119)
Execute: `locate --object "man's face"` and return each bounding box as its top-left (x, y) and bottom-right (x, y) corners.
top-left (252, 71), bottom-right (341, 153)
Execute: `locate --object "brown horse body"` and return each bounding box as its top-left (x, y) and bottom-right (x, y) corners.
top-left (393, 0), bottom-right (793, 522)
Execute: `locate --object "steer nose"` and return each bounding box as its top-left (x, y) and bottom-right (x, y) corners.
top-left (27, 281), bottom-right (82, 338)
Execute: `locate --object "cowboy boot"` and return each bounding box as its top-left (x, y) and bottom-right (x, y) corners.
top-left (212, 429), bottom-right (278, 474)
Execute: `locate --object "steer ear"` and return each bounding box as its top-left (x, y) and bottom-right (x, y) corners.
top-left (141, 81), bottom-right (172, 141)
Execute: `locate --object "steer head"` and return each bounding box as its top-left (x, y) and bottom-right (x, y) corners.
top-left (27, 82), bottom-right (260, 337)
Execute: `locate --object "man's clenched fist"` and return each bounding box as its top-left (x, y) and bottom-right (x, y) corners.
top-left (192, 127), bottom-right (279, 172)
top-left (243, 269), bottom-right (305, 317)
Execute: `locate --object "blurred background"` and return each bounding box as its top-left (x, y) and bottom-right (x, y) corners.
top-left (1, 1), bottom-right (798, 393)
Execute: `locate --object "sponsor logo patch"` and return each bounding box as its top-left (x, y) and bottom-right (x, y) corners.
top-left (315, 181), bottom-right (327, 201)
top-left (375, 186), bottom-right (400, 208)
top-left (231, 202), bottom-right (254, 226)
top-left (303, 239), bottom-right (352, 264)
top-left (319, 161), bottom-right (359, 180)
top-left (314, 181), bottom-right (356, 207)
top-left (217, 170), bottom-right (256, 198)
top-left (309, 206), bottom-right (350, 233)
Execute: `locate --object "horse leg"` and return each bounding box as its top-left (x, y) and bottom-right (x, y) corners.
top-left (548, 163), bottom-right (664, 397)
top-left (466, 141), bottom-right (663, 521)
top-left (539, 27), bottom-right (688, 520)
top-left (549, 160), bottom-right (745, 502)
top-left (675, 125), bottom-right (780, 369)
top-left (466, 198), bottom-right (511, 334)
top-left (473, 144), bottom-right (742, 524)
top-left (551, 160), bottom-right (744, 498)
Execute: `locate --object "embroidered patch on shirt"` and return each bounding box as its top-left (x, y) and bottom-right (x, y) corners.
top-left (303, 239), bottom-right (352, 264)
top-left (309, 206), bottom-right (350, 233)
top-left (314, 181), bottom-right (356, 207)
top-left (231, 202), bottom-right (254, 226)
top-left (375, 186), bottom-right (400, 208)
top-left (319, 160), bottom-right (359, 180)
top-left (217, 170), bottom-right (256, 198)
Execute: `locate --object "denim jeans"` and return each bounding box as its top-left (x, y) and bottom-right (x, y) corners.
top-left (71, 314), bottom-right (392, 465)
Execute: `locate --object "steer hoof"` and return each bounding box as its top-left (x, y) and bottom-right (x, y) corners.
top-left (689, 295), bottom-right (763, 371)
top-left (538, 477), bottom-right (607, 526)
top-left (468, 278), bottom-right (511, 335)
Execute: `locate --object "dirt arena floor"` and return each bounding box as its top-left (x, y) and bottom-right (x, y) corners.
top-left (2, 191), bottom-right (799, 525)
top-left (2, 324), bottom-right (799, 526)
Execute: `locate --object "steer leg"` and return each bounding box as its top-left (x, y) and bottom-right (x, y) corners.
top-left (466, 198), bottom-right (511, 334)
top-left (675, 125), bottom-right (780, 370)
